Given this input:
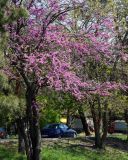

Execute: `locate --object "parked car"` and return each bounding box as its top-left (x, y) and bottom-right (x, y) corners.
top-left (108, 120), bottom-right (128, 134)
top-left (0, 128), bottom-right (6, 139)
top-left (41, 123), bottom-right (77, 138)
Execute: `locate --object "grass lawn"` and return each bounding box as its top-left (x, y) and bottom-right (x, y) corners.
top-left (0, 136), bottom-right (128, 160)
top-left (108, 133), bottom-right (128, 141)
top-left (43, 145), bottom-right (128, 160)
top-left (0, 144), bottom-right (26, 160)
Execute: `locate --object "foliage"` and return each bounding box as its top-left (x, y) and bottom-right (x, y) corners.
top-left (40, 108), bottom-right (60, 128)
top-left (108, 91), bottom-right (128, 118)
top-left (37, 89), bottom-right (76, 127)
top-left (0, 72), bottom-right (25, 127)
top-left (0, 0), bottom-right (28, 32)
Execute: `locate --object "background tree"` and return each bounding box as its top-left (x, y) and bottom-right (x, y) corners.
top-left (0, 71), bottom-right (27, 153)
top-left (63, 0), bottom-right (128, 148)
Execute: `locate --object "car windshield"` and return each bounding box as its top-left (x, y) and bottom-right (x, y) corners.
top-left (43, 124), bottom-right (69, 129)
top-left (44, 124), bottom-right (59, 129)
top-left (59, 124), bottom-right (68, 129)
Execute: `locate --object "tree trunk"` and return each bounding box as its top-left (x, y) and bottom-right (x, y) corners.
top-left (78, 106), bottom-right (90, 136)
top-left (94, 125), bottom-right (102, 148)
top-left (66, 108), bottom-right (71, 127)
top-left (90, 101), bottom-right (103, 149)
top-left (90, 98), bottom-right (108, 149)
top-left (31, 103), bottom-right (41, 160)
top-left (92, 110), bottom-right (102, 148)
top-left (17, 119), bottom-right (25, 154)
top-left (26, 88), bottom-right (41, 160)
top-left (124, 109), bottom-right (128, 141)
top-left (93, 117), bottom-right (105, 149)
top-left (16, 118), bottom-right (30, 159)
top-left (101, 100), bottom-right (108, 147)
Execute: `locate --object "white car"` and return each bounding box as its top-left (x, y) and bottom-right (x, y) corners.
top-left (114, 120), bottom-right (128, 133)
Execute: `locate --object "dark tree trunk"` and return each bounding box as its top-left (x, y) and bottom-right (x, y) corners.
top-left (91, 104), bottom-right (102, 148)
top-left (78, 106), bottom-right (90, 136)
top-left (90, 100), bottom-right (103, 149)
top-left (17, 119), bottom-right (25, 154)
top-left (93, 116), bottom-right (103, 149)
top-left (101, 100), bottom-right (108, 147)
top-left (18, 133), bottom-right (25, 154)
top-left (66, 108), bottom-right (71, 127)
top-left (90, 98), bottom-right (109, 149)
top-left (26, 87), bottom-right (41, 160)
top-left (16, 118), bottom-right (30, 159)
top-left (94, 125), bottom-right (102, 148)
top-left (124, 109), bottom-right (128, 141)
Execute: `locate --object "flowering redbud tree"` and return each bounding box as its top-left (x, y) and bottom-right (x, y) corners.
top-left (3, 0), bottom-right (127, 159)
top-left (4, 1), bottom-right (91, 159)
top-left (66, 2), bottom-right (128, 148)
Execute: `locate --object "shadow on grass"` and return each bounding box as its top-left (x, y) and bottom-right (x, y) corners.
top-left (44, 138), bottom-right (112, 159)
top-left (87, 136), bottom-right (128, 152)
top-left (0, 138), bottom-right (128, 160)
top-left (0, 136), bottom-right (128, 160)
top-left (45, 135), bottom-right (128, 159)
top-left (105, 137), bottom-right (128, 152)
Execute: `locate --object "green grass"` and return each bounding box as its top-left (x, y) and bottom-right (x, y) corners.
top-left (0, 145), bottom-right (26, 160)
top-left (108, 133), bottom-right (128, 141)
top-left (0, 138), bottom-right (128, 160)
top-left (42, 145), bottom-right (128, 160)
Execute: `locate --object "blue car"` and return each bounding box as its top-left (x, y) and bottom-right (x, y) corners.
top-left (41, 123), bottom-right (77, 138)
